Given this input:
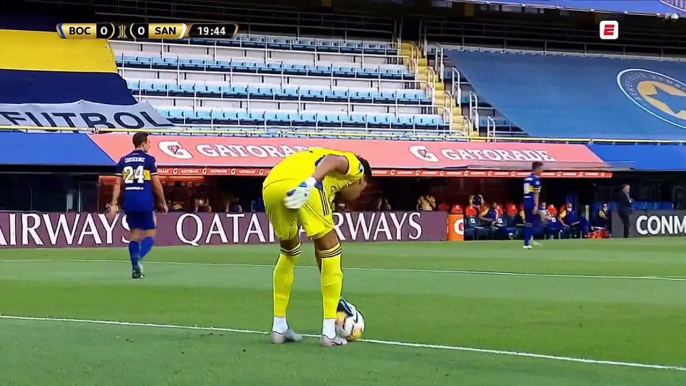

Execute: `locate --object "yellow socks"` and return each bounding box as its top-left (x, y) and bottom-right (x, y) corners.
top-left (273, 241), bottom-right (342, 338)
top-left (272, 243), bottom-right (301, 332)
top-left (319, 243), bottom-right (343, 322)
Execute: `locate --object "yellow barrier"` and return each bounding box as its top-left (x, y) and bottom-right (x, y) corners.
top-left (2, 125), bottom-right (685, 144)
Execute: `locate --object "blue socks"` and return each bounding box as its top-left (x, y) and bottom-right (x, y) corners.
top-left (140, 237), bottom-right (154, 261)
top-left (129, 240), bottom-right (140, 269)
top-left (523, 226), bottom-right (532, 246)
top-left (129, 237), bottom-right (154, 270)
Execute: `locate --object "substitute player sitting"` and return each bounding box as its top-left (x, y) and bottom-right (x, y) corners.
top-left (109, 132), bottom-right (167, 279)
top-left (263, 148), bottom-right (371, 347)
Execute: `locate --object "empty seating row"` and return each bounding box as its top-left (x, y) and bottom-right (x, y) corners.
top-left (157, 108), bottom-right (446, 129)
top-left (188, 36), bottom-right (397, 55)
top-left (115, 55), bottom-right (413, 80)
top-left (127, 79), bottom-right (430, 104)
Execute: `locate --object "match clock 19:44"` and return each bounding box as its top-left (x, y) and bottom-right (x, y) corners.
top-left (188, 23), bottom-right (238, 38)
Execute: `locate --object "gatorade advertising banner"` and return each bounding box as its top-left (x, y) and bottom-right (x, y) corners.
top-left (90, 134), bottom-right (610, 174)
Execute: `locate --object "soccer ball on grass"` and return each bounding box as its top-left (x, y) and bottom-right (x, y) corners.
top-left (335, 297), bottom-right (365, 341)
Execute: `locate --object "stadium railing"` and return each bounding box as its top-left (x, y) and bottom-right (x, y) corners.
top-left (420, 19), bottom-right (686, 59)
top-left (8, 126), bottom-right (686, 145)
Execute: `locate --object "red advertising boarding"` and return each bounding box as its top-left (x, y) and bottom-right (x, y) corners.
top-left (90, 135), bottom-right (611, 178)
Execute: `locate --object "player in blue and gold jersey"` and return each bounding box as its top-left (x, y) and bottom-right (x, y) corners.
top-left (263, 148), bottom-right (371, 347)
top-left (109, 132), bottom-right (167, 279)
top-left (522, 161), bottom-right (543, 249)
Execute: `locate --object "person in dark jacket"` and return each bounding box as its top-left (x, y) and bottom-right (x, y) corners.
top-left (617, 184), bottom-right (633, 238)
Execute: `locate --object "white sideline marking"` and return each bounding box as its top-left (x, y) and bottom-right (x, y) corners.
top-left (4, 258), bottom-right (686, 282)
top-left (1, 314), bottom-right (685, 372)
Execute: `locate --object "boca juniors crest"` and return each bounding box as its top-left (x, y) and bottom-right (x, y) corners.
top-left (617, 68), bottom-right (686, 129)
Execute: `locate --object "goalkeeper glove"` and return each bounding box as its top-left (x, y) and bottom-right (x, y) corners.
top-left (284, 177), bottom-right (317, 210)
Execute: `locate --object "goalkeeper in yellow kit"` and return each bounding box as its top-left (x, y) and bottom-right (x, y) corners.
top-left (263, 148), bottom-right (372, 347)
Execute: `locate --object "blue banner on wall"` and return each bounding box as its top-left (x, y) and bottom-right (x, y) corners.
top-left (459, 0), bottom-right (686, 16)
top-left (0, 132), bottom-right (115, 166)
top-left (447, 50), bottom-right (686, 140)
top-left (589, 143), bottom-right (686, 171)
top-left (0, 70), bottom-right (135, 105)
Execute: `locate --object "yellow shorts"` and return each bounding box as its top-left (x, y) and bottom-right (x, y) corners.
top-left (263, 179), bottom-right (334, 241)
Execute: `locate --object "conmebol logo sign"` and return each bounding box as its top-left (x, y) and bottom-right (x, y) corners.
top-left (635, 214), bottom-right (686, 236)
top-left (613, 210), bottom-right (686, 238)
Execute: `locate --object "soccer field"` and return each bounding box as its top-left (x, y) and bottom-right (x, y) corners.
top-left (1, 239), bottom-right (685, 385)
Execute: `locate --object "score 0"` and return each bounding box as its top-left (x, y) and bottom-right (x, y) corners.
top-left (56, 23), bottom-right (115, 39)
top-left (129, 23), bottom-right (150, 40)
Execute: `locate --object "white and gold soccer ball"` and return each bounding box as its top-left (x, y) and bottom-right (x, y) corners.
top-left (335, 309), bottom-right (365, 342)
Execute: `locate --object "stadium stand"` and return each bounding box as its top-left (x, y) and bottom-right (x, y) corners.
top-left (425, 18), bottom-right (686, 138)
top-left (111, 35), bottom-right (471, 135)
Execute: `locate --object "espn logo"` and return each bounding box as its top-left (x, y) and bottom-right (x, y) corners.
top-left (599, 20), bottom-right (619, 40)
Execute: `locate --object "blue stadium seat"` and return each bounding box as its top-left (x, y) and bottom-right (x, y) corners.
top-left (266, 62), bottom-right (283, 74)
top-left (189, 59), bottom-right (207, 69)
top-left (299, 112), bottom-right (317, 126)
top-left (350, 90), bottom-right (371, 102)
top-left (164, 83), bottom-right (180, 95)
top-left (120, 53), bottom-right (414, 80)
top-left (188, 110), bottom-right (211, 124)
top-left (340, 43), bottom-right (361, 54)
top-left (222, 85), bottom-right (244, 98)
top-left (396, 115), bottom-right (413, 129)
top-left (337, 66), bottom-right (357, 78)
top-left (219, 110), bottom-right (238, 124)
top-left (151, 81), bottom-right (168, 94)
top-left (292, 39), bottom-right (314, 51)
top-left (209, 109), bottom-right (228, 123)
top-left (178, 58), bottom-right (193, 69)
top-left (127, 79), bottom-right (140, 91)
top-left (188, 35), bottom-right (397, 55)
top-left (287, 63), bottom-right (307, 75)
top-left (163, 57), bottom-right (178, 68)
top-left (377, 90), bottom-right (397, 103)
top-left (344, 113), bottom-right (367, 127)
top-left (279, 87), bottom-right (299, 100)
top-left (140, 109), bottom-right (443, 129)
top-left (303, 88), bottom-right (323, 101)
top-left (136, 56), bottom-right (152, 68)
top-left (138, 80), bottom-right (154, 93)
top-left (161, 108), bottom-right (186, 123)
top-left (205, 84), bottom-right (222, 97)
top-left (371, 114), bottom-right (392, 127)
top-left (329, 89), bottom-right (348, 102)
top-left (310, 65), bottom-right (332, 76)
top-left (234, 111), bottom-right (249, 123)
top-left (235, 60), bottom-right (257, 72)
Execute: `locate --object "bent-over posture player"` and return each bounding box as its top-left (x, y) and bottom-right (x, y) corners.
top-left (262, 148), bottom-right (371, 347)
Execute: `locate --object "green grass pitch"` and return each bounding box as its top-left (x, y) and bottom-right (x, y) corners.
top-left (1, 239), bottom-right (685, 385)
